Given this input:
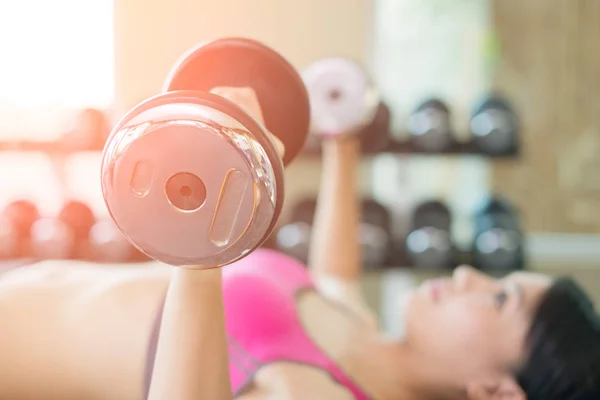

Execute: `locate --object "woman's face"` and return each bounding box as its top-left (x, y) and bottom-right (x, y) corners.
top-left (402, 266), bottom-right (551, 385)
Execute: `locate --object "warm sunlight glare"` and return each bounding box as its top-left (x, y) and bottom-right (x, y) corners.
top-left (0, 0), bottom-right (115, 139)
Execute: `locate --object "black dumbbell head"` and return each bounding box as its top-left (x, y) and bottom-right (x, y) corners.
top-left (472, 95), bottom-right (515, 116)
top-left (164, 37), bottom-right (311, 167)
top-left (362, 198), bottom-right (391, 231)
top-left (473, 195), bottom-right (524, 270)
top-left (408, 98), bottom-right (453, 152)
top-left (471, 94), bottom-right (518, 155)
top-left (290, 198), bottom-right (318, 224)
top-left (476, 196), bottom-right (521, 230)
top-left (360, 101), bottom-right (392, 153)
top-left (412, 200), bottom-right (452, 231)
top-left (415, 98), bottom-right (451, 114)
top-left (360, 199), bottom-right (392, 268)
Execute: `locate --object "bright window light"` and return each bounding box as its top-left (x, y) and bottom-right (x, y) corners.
top-left (0, 0), bottom-right (115, 140)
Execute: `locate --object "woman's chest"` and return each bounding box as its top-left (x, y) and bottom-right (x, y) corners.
top-left (227, 290), bottom-right (368, 399)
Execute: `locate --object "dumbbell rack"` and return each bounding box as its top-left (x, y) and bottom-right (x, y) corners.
top-left (0, 138), bottom-right (154, 263)
top-left (267, 115), bottom-right (523, 273)
top-left (301, 135), bottom-right (520, 158)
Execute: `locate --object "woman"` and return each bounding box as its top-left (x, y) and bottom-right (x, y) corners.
top-left (0, 87), bottom-right (599, 400)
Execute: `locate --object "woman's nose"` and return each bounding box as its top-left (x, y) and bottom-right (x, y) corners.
top-left (452, 265), bottom-right (490, 291)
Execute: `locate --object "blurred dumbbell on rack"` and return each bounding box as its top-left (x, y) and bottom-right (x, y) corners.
top-left (88, 219), bottom-right (137, 263)
top-left (27, 200), bottom-right (139, 262)
top-left (360, 199), bottom-right (392, 268)
top-left (0, 200), bottom-right (40, 259)
top-left (405, 200), bottom-right (456, 270)
top-left (471, 196), bottom-right (524, 271)
top-left (470, 95), bottom-right (519, 156)
top-left (275, 198), bottom-right (392, 268)
top-left (59, 108), bottom-right (112, 151)
top-left (359, 101), bottom-right (392, 154)
top-left (407, 98), bottom-right (455, 153)
top-left (30, 200), bottom-right (96, 260)
top-left (275, 199), bottom-right (316, 263)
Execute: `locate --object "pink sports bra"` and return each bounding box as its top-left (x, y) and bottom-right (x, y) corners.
top-left (145, 248), bottom-right (370, 399)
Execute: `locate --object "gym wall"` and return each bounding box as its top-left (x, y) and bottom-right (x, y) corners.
top-left (491, 0), bottom-right (600, 234)
top-left (114, 0), bottom-right (371, 111)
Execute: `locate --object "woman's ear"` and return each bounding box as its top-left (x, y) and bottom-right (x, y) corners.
top-left (466, 377), bottom-right (525, 400)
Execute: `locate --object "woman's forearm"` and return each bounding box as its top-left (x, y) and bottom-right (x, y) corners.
top-left (308, 138), bottom-right (362, 281)
top-left (147, 267), bottom-right (231, 400)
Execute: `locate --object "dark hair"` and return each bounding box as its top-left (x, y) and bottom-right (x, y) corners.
top-left (516, 278), bottom-right (600, 400)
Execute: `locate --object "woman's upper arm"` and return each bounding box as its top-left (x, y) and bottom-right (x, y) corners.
top-left (312, 273), bottom-right (378, 328)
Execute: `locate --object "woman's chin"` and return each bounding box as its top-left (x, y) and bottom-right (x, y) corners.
top-left (397, 289), bottom-right (415, 313)
top-left (393, 290), bottom-right (416, 335)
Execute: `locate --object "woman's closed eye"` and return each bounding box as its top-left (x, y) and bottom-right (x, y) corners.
top-left (494, 290), bottom-right (509, 309)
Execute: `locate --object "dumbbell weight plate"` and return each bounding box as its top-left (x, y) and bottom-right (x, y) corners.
top-left (408, 99), bottom-right (453, 152)
top-left (471, 96), bottom-right (517, 155)
top-left (473, 198), bottom-right (523, 270)
top-left (61, 108), bottom-right (111, 151)
top-left (302, 57), bottom-right (379, 138)
top-left (164, 37), bottom-right (310, 167)
top-left (0, 218), bottom-right (18, 258)
top-left (406, 226), bottom-right (453, 269)
top-left (59, 200), bottom-right (96, 240)
top-left (30, 218), bottom-right (75, 259)
top-left (359, 222), bottom-right (390, 267)
top-left (0, 200), bottom-right (40, 258)
top-left (2, 200), bottom-right (40, 238)
top-left (275, 221), bottom-right (312, 263)
top-left (474, 228), bottom-right (522, 270)
top-left (102, 90), bottom-right (284, 267)
top-left (361, 199), bottom-right (392, 267)
top-left (89, 220), bottom-right (135, 262)
top-left (360, 101), bottom-right (391, 153)
top-left (406, 200), bottom-right (454, 269)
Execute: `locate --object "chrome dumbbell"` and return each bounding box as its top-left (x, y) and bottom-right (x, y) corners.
top-left (302, 57), bottom-right (380, 139)
top-left (101, 38), bottom-right (310, 267)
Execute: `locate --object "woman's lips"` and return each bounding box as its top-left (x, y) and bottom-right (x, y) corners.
top-left (423, 279), bottom-right (444, 302)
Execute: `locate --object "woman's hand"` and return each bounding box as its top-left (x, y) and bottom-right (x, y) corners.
top-left (210, 86), bottom-right (286, 159)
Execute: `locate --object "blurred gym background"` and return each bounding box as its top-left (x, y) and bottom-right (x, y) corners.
top-left (0, 0), bottom-right (599, 334)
